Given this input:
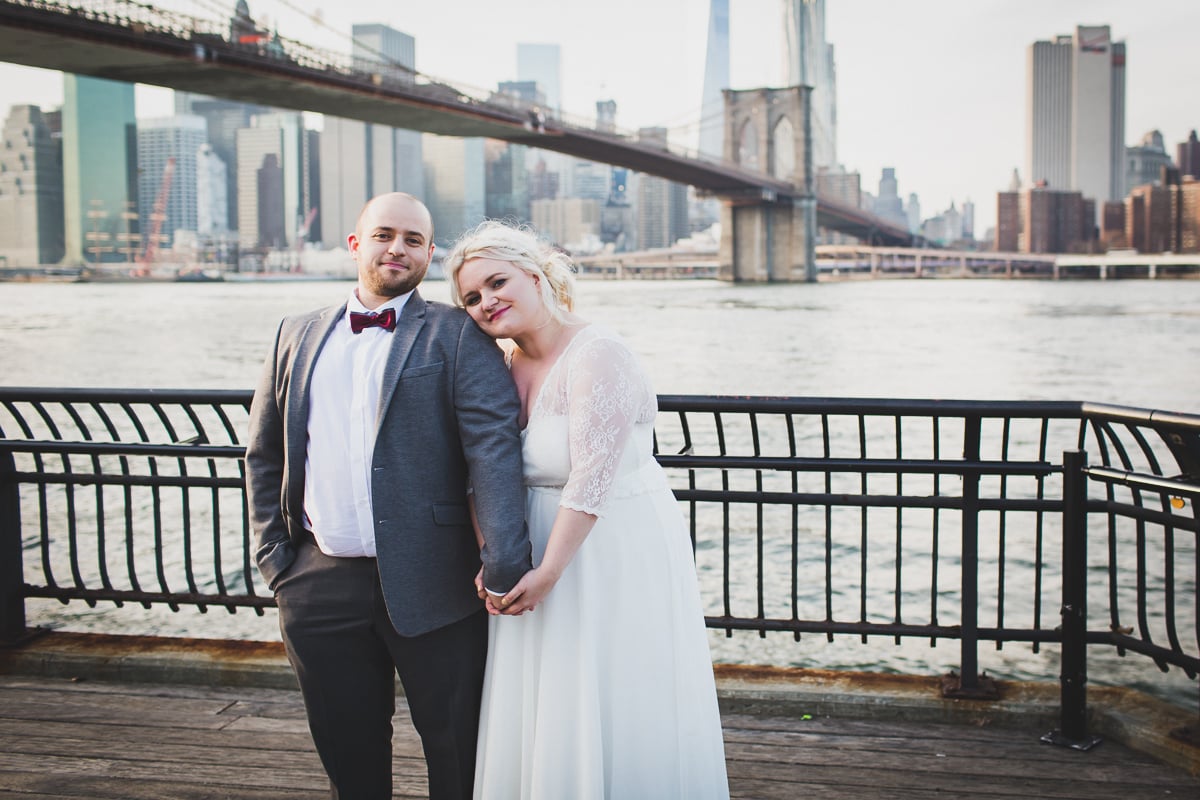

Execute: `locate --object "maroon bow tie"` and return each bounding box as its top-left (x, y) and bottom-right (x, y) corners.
top-left (349, 307), bottom-right (397, 333)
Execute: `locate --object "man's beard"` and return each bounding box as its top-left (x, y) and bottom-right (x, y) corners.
top-left (363, 260), bottom-right (427, 298)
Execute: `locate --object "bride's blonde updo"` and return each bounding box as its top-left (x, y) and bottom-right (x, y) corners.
top-left (444, 220), bottom-right (577, 322)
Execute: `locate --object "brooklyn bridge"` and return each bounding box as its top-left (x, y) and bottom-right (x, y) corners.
top-left (0, 0), bottom-right (918, 280)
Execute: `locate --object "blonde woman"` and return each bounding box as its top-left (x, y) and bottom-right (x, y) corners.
top-left (444, 221), bottom-right (729, 799)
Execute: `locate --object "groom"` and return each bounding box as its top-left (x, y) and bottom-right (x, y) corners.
top-left (245, 192), bottom-right (531, 800)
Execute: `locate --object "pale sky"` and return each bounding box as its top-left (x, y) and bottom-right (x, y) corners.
top-left (1, 0), bottom-right (1197, 234)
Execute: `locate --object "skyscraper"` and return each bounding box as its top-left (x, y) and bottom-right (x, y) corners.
top-left (236, 112), bottom-right (317, 251)
top-left (875, 168), bottom-right (906, 229)
top-left (635, 128), bottom-right (689, 250)
top-left (484, 138), bottom-right (529, 222)
top-left (781, 0), bottom-right (837, 171)
top-left (1125, 130), bottom-right (1173, 190)
top-left (61, 75), bottom-right (138, 264)
top-left (516, 42), bottom-right (571, 193)
top-left (237, 123), bottom-right (285, 250)
top-left (1178, 130), bottom-right (1200, 180)
top-left (195, 143), bottom-right (228, 236)
top-left (422, 134), bottom-right (485, 247)
top-left (137, 116), bottom-right (207, 251)
top-left (0, 104), bottom-right (64, 266)
top-left (1026, 35), bottom-right (1073, 190)
top-left (1025, 26), bottom-right (1127, 210)
top-left (319, 23), bottom-right (422, 246)
top-left (698, 0), bottom-right (730, 160)
top-left (175, 93), bottom-right (265, 232)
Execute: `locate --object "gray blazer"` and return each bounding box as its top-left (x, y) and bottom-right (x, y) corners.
top-left (245, 289), bottom-right (531, 636)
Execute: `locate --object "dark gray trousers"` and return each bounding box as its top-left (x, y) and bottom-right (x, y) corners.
top-left (275, 535), bottom-right (487, 800)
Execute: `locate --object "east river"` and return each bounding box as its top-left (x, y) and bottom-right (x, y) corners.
top-left (2, 275), bottom-right (1198, 706)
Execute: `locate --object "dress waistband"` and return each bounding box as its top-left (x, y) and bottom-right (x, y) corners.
top-left (526, 459), bottom-right (670, 499)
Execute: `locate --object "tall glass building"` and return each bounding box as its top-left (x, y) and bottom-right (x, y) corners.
top-left (319, 23), bottom-right (423, 246)
top-left (422, 134), bottom-right (485, 247)
top-left (782, 0), bottom-right (837, 171)
top-left (1026, 25), bottom-right (1127, 210)
top-left (61, 75), bottom-right (137, 264)
top-left (699, 0), bottom-right (730, 160)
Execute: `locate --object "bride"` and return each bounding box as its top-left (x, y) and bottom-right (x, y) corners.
top-left (444, 221), bottom-right (730, 800)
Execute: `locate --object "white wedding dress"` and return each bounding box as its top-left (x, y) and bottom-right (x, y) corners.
top-left (473, 325), bottom-right (729, 800)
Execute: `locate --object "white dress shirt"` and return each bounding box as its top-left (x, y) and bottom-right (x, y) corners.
top-left (303, 291), bottom-right (412, 557)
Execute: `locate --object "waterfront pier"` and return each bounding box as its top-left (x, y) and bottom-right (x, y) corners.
top-left (2, 643), bottom-right (1198, 798)
top-left (817, 245), bottom-right (1200, 280)
top-left (1, 387), bottom-right (1198, 796)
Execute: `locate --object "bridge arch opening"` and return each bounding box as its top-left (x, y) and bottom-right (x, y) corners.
top-left (771, 116), bottom-right (796, 181)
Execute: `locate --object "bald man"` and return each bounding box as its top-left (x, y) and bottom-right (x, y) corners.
top-left (246, 193), bottom-right (531, 800)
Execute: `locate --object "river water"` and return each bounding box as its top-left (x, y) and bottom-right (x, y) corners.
top-left (3, 275), bottom-right (1199, 705)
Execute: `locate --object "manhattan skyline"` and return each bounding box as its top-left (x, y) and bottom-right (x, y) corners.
top-left (0, 0), bottom-right (1196, 234)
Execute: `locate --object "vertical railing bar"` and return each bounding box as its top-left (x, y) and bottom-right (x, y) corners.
top-left (210, 468), bottom-right (226, 602)
top-left (89, 401), bottom-right (134, 601)
top-left (120, 401), bottom-right (167, 608)
top-left (787, 413), bottom-right (800, 641)
top-left (1088, 423), bottom-right (1124, 652)
top-left (211, 401), bottom-right (248, 447)
top-left (0, 445), bottom-right (25, 641)
top-left (930, 415), bottom-right (941, 647)
top-left (28, 403), bottom-right (88, 596)
top-left (60, 402), bottom-right (116, 594)
top-left (996, 416), bottom-right (1011, 650)
top-left (1042, 449), bottom-right (1100, 750)
top-left (115, 401), bottom-right (154, 598)
top-left (1160, 502), bottom-right (1181, 657)
top-left (182, 403), bottom-right (223, 606)
top-left (150, 403), bottom-right (200, 608)
top-left (1118, 424), bottom-right (1184, 658)
top-left (960, 415), bottom-right (982, 689)
top-left (715, 412), bottom-right (732, 636)
top-left (750, 412), bottom-right (765, 636)
top-left (822, 412), bottom-right (834, 641)
top-left (1093, 420), bottom-right (1153, 652)
top-left (1031, 417), bottom-right (1050, 653)
top-left (3, 402), bottom-right (59, 593)
top-left (674, 410), bottom-right (698, 551)
top-left (857, 413), bottom-right (868, 643)
top-left (893, 413), bottom-right (903, 644)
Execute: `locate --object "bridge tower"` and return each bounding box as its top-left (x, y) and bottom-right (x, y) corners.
top-left (719, 86), bottom-right (817, 282)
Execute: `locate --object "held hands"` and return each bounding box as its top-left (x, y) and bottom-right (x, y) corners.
top-left (479, 565), bottom-right (559, 616)
top-left (476, 507), bottom-right (592, 616)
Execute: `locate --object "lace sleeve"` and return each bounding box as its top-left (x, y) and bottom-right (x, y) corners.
top-left (559, 335), bottom-right (652, 517)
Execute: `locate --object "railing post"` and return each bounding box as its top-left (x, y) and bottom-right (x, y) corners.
top-left (942, 415), bottom-right (996, 699)
top-left (0, 447), bottom-right (26, 642)
top-left (1042, 449), bottom-right (1101, 749)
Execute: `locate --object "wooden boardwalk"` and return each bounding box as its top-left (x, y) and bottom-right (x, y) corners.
top-left (1, 673), bottom-right (1197, 799)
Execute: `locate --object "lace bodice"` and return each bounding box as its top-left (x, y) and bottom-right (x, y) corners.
top-left (520, 325), bottom-right (659, 516)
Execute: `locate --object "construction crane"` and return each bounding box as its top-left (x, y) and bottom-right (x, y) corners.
top-left (138, 157), bottom-right (176, 269)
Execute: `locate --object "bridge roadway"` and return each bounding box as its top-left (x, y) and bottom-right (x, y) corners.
top-left (0, 0), bottom-right (911, 246)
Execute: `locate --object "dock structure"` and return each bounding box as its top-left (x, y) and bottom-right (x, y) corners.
top-left (1, 388), bottom-right (1198, 795)
top-left (816, 245), bottom-right (1200, 280)
top-left (1, 633), bottom-right (1199, 798)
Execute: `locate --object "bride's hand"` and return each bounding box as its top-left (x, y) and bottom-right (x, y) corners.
top-left (498, 566), bottom-right (557, 615)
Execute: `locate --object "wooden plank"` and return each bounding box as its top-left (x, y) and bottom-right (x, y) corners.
top-left (0, 771), bottom-right (328, 800)
top-left (2, 675), bottom-right (1197, 800)
top-left (728, 756), bottom-right (1200, 799)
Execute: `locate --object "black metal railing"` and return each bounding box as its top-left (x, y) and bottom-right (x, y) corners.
top-left (1, 388), bottom-right (1198, 741)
